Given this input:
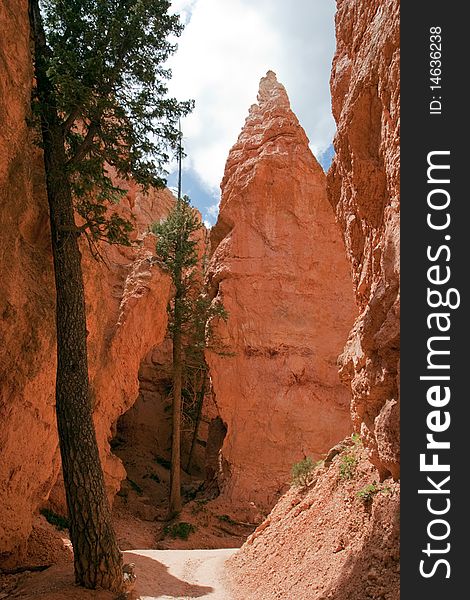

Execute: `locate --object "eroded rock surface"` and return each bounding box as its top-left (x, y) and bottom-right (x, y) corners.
top-left (327, 0), bottom-right (400, 479)
top-left (229, 2), bottom-right (400, 598)
top-left (0, 0), bottom-right (172, 565)
top-left (228, 441), bottom-right (400, 600)
top-left (0, 0), bottom-right (56, 567)
top-left (206, 71), bottom-right (356, 513)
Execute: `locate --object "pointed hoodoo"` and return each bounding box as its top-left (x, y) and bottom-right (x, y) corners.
top-left (256, 70), bottom-right (291, 108)
top-left (205, 72), bottom-right (357, 516)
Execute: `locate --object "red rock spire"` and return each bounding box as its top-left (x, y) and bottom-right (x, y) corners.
top-left (206, 72), bottom-right (356, 512)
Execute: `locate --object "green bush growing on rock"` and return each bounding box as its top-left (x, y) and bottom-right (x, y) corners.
top-left (292, 457), bottom-right (316, 487)
top-left (357, 483), bottom-right (379, 503)
top-left (351, 432), bottom-right (362, 446)
top-left (339, 453), bottom-right (357, 480)
top-left (217, 514), bottom-right (238, 525)
top-left (357, 482), bottom-right (393, 503)
top-left (164, 522), bottom-right (196, 540)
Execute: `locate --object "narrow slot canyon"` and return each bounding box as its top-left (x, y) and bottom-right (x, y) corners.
top-left (108, 341), bottom-right (239, 553)
top-left (0, 0), bottom-right (400, 598)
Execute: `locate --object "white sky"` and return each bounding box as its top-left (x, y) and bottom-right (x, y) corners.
top-left (166, 0), bottom-right (337, 223)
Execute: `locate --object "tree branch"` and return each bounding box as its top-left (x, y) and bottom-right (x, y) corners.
top-left (29, 0), bottom-right (49, 57)
top-left (62, 106), bottom-right (82, 133)
top-left (67, 121), bottom-right (100, 167)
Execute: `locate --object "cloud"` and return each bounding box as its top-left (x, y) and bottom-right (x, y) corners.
top-left (206, 201), bottom-right (220, 218)
top-left (170, 0), bottom-right (198, 25)
top-left (167, 0), bottom-right (336, 213)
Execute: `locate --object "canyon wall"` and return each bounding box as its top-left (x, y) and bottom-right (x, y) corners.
top-left (115, 337), bottom-right (212, 482)
top-left (0, 0), bottom-right (56, 567)
top-left (229, 2), bottom-right (400, 598)
top-left (327, 0), bottom-right (400, 479)
top-left (0, 0), bottom-right (172, 565)
top-left (206, 71), bottom-right (356, 513)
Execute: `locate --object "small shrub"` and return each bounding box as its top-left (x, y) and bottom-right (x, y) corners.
top-left (184, 486), bottom-right (198, 501)
top-left (292, 457), bottom-right (317, 487)
top-left (357, 483), bottom-right (379, 503)
top-left (164, 522), bottom-right (196, 540)
top-left (339, 453), bottom-right (357, 480)
top-left (217, 514), bottom-right (237, 525)
top-left (381, 485), bottom-right (392, 496)
top-left (351, 432), bottom-right (362, 447)
top-left (155, 455), bottom-right (171, 470)
top-left (127, 478), bottom-right (143, 495)
top-left (40, 508), bottom-right (69, 531)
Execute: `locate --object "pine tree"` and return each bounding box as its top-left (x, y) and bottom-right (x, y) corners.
top-left (184, 276), bottom-right (227, 472)
top-left (153, 196), bottom-right (227, 516)
top-left (28, 0), bottom-right (192, 591)
top-left (152, 195), bottom-right (202, 516)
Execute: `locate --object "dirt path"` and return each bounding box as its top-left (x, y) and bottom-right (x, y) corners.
top-left (124, 548), bottom-right (238, 599)
top-left (8, 548), bottom-right (239, 599)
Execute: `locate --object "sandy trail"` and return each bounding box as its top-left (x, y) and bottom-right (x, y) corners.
top-left (7, 548), bottom-right (238, 600)
top-left (8, 548), bottom-right (239, 599)
top-left (125, 548), bottom-right (238, 600)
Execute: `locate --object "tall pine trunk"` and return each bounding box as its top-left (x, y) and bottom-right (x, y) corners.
top-left (169, 289), bottom-right (183, 517)
top-left (30, 0), bottom-right (123, 591)
top-left (186, 370), bottom-right (207, 472)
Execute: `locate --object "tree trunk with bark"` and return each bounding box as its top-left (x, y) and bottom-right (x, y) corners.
top-left (29, 0), bottom-right (123, 591)
top-left (169, 287), bottom-right (183, 517)
top-left (186, 370), bottom-right (207, 472)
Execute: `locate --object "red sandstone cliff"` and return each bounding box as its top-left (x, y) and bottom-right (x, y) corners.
top-left (328, 0), bottom-right (400, 479)
top-left (228, 2), bottom-right (400, 598)
top-left (1, 2), bottom-right (400, 595)
top-left (0, 0), bottom-right (173, 566)
top-left (47, 188), bottom-right (174, 516)
top-left (206, 71), bottom-right (356, 514)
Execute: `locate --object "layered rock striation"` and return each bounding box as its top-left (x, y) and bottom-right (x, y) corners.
top-left (327, 0), bottom-right (400, 479)
top-left (206, 71), bottom-right (356, 512)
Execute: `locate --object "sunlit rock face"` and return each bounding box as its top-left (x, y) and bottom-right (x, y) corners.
top-left (227, 4), bottom-right (400, 598)
top-left (327, 0), bottom-right (400, 479)
top-left (206, 71), bottom-right (356, 513)
top-left (0, 0), bottom-right (173, 565)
